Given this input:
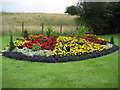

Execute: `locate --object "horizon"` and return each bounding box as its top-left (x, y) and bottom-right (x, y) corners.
top-left (0, 11), bottom-right (68, 14)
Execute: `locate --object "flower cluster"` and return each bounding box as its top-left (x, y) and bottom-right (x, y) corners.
top-left (2, 45), bottom-right (119, 63)
top-left (14, 40), bottom-right (29, 47)
top-left (51, 36), bottom-right (108, 57)
top-left (85, 34), bottom-right (97, 37)
top-left (20, 37), bottom-right (27, 40)
top-left (28, 34), bottom-right (43, 39)
top-left (82, 37), bottom-right (106, 45)
top-left (12, 47), bottom-right (52, 57)
top-left (23, 36), bottom-right (58, 50)
top-left (2, 33), bottom-right (120, 63)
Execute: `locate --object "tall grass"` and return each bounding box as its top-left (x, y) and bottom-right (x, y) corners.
top-left (2, 12), bottom-right (76, 26)
top-left (2, 25), bottom-right (76, 36)
top-left (2, 12), bottom-right (77, 36)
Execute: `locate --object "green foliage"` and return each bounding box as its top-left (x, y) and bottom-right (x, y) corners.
top-left (40, 39), bottom-right (48, 43)
top-left (45, 26), bottom-right (54, 38)
top-left (76, 2), bottom-right (120, 35)
top-left (105, 2), bottom-right (120, 34)
top-left (23, 30), bottom-right (29, 38)
top-left (76, 2), bottom-right (107, 35)
top-left (9, 34), bottom-right (15, 51)
top-left (77, 25), bottom-right (90, 34)
top-left (32, 43), bottom-right (42, 51)
top-left (65, 5), bottom-right (80, 15)
top-left (110, 37), bottom-right (114, 44)
top-left (76, 25), bottom-right (90, 39)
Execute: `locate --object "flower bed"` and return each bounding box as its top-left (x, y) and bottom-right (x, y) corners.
top-left (2, 34), bottom-right (119, 63)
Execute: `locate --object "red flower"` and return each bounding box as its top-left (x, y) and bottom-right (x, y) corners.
top-left (21, 36), bottom-right (58, 50)
top-left (23, 42), bottom-right (34, 49)
top-left (46, 38), bottom-right (52, 42)
top-left (82, 37), bottom-right (104, 45)
top-left (35, 40), bottom-right (40, 43)
top-left (28, 46), bottom-right (32, 49)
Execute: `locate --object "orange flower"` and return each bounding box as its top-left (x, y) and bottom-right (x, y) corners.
top-left (85, 34), bottom-right (96, 37)
top-left (28, 34), bottom-right (42, 39)
top-left (28, 35), bottom-right (34, 39)
top-left (20, 37), bottom-right (27, 40)
top-left (34, 36), bottom-right (39, 38)
top-left (29, 35), bottom-right (34, 37)
top-left (38, 34), bottom-right (42, 37)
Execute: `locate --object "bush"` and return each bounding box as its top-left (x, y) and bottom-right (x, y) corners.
top-left (76, 2), bottom-right (120, 35)
top-left (32, 43), bottom-right (42, 51)
top-left (110, 37), bottom-right (114, 44)
top-left (45, 26), bottom-right (54, 38)
top-left (76, 25), bottom-right (90, 39)
top-left (9, 34), bottom-right (15, 51)
top-left (23, 30), bottom-right (29, 38)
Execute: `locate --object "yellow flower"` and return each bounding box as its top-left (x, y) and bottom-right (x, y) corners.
top-left (14, 40), bottom-right (29, 47)
top-left (52, 36), bottom-right (108, 56)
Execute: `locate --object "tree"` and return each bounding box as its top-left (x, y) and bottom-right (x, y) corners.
top-left (76, 1), bottom-right (120, 35)
top-left (106, 2), bottom-right (120, 34)
top-left (76, 2), bottom-right (108, 35)
top-left (65, 5), bottom-right (80, 15)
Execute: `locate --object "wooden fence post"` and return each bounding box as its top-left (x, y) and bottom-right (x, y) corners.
top-left (22, 22), bottom-right (24, 34)
top-left (60, 24), bottom-right (62, 33)
top-left (42, 23), bottom-right (44, 33)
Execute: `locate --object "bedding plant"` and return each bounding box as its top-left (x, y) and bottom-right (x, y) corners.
top-left (2, 30), bottom-right (119, 63)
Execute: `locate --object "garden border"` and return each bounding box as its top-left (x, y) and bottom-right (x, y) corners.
top-left (2, 45), bottom-right (119, 63)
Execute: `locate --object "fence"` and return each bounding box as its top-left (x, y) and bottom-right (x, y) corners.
top-left (2, 22), bottom-right (79, 35)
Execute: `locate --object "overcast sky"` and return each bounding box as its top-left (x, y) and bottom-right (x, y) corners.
top-left (1, 0), bottom-right (78, 13)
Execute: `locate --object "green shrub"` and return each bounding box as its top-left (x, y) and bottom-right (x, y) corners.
top-left (76, 25), bottom-right (90, 39)
top-left (78, 25), bottom-right (90, 34)
top-left (9, 34), bottom-right (15, 51)
top-left (110, 37), bottom-right (114, 44)
top-left (32, 43), bottom-right (42, 51)
top-left (45, 26), bottom-right (54, 38)
top-left (23, 29), bottom-right (29, 38)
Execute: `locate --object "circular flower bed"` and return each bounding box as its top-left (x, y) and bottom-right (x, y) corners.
top-left (2, 34), bottom-right (119, 63)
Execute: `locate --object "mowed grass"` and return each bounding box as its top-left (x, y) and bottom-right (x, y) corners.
top-left (1, 34), bottom-right (119, 88)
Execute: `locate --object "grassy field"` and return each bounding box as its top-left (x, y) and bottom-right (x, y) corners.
top-left (1, 34), bottom-right (119, 88)
top-left (2, 12), bottom-right (77, 35)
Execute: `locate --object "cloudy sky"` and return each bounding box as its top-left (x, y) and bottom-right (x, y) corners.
top-left (1, 0), bottom-right (78, 13)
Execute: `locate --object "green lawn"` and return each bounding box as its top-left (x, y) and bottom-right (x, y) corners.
top-left (1, 34), bottom-right (119, 88)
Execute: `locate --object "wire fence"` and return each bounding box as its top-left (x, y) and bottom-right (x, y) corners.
top-left (2, 22), bottom-right (79, 36)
